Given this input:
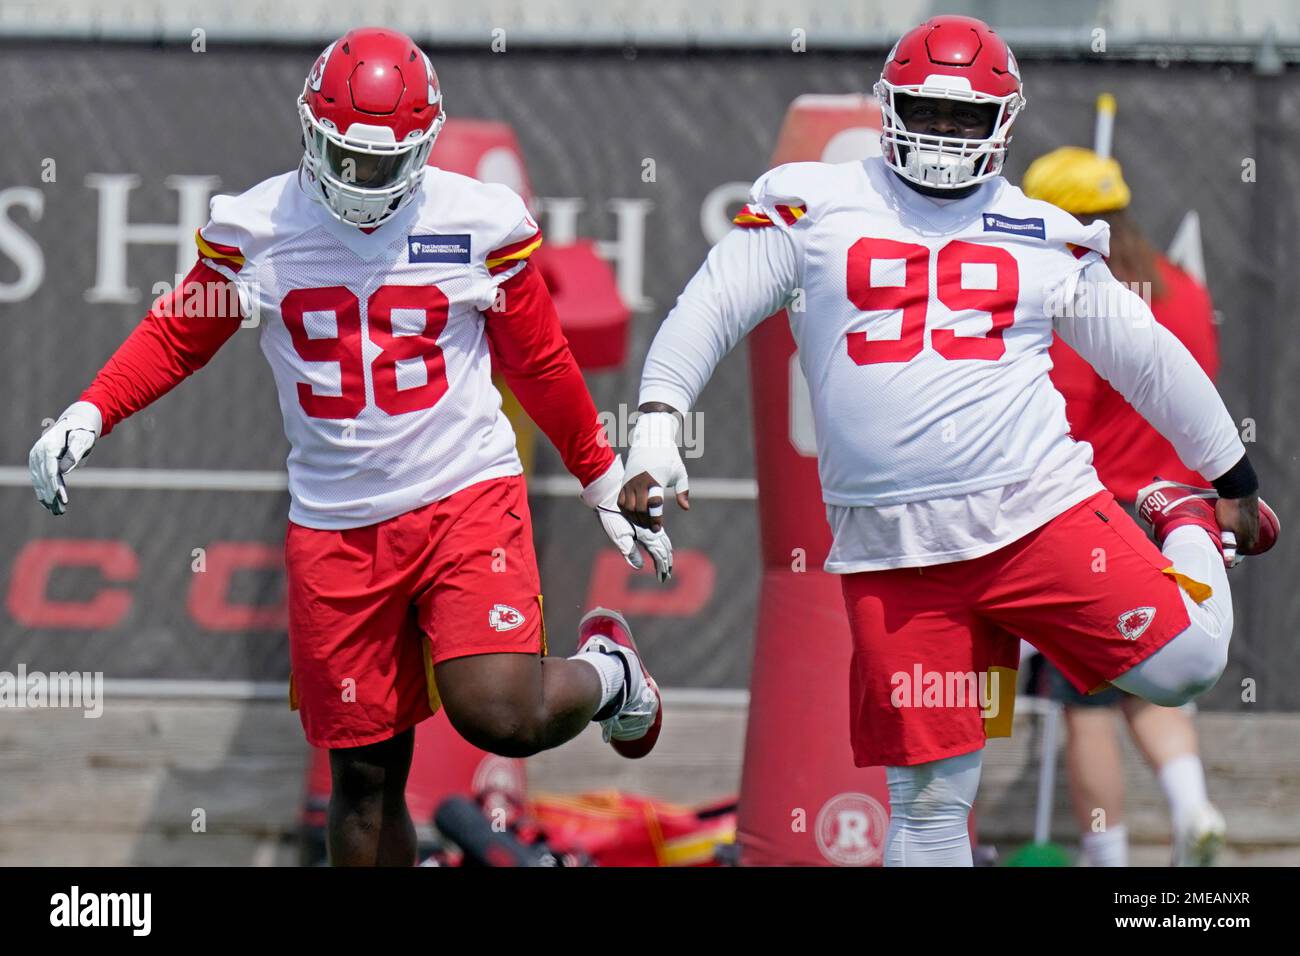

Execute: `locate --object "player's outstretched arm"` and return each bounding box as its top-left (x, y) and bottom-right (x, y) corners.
top-left (482, 260), bottom-right (673, 580)
top-left (620, 212), bottom-right (800, 535)
top-left (28, 260), bottom-right (242, 515)
top-left (1053, 258), bottom-right (1261, 548)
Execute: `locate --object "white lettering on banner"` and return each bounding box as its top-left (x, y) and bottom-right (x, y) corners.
top-left (536, 197), bottom-right (653, 310)
top-left (535, 197), bottom-right (584, 245)
top-left (85, 174), bottom-right (220, 304)
top-left (594, 199), bottom-right (653, 311)
top-left (0, 186), bottom-right (44, 303)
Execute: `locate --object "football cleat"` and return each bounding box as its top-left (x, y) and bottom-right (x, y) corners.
top-left (1136, 480), bottom-right (1279, 566)
top-left (1172, 802), bottom-right (1226, 867)
top-left (575, 608), bottom-right (662, 759)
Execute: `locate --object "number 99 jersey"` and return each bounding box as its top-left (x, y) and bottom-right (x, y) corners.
top-left (742, 156), bottom-right (1110, 508)
top-left (197, 167), bottom-right (544, 529)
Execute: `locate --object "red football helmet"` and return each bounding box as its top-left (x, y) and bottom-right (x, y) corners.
top-left (874, 15), bottom-right (1025, 189)
top-left (298, 27), bottom-right (445, 227)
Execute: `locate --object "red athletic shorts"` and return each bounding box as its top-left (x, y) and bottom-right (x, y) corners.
top-left (285, 475), bottom-right (547, 749)
top-left (839, 490), bottom-right (1194, 768)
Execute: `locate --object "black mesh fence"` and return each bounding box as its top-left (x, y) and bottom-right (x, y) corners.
top-left (1, 43), bottom-right (1296, 707)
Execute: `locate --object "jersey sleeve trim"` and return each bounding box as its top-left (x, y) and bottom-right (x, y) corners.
top-left (733, 202), bottom-right (807, 228)
top-left (195, 229), bottom-right (246, 274)
top-left (486, 228), bottom-right (543, 275)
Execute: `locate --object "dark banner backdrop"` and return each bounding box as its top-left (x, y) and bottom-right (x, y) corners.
top-left (1, 43), bottom-right (1296, 707)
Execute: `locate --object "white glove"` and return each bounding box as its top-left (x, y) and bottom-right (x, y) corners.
top-left (582, 457), bottom-right (674, 583)
top-left (625, 411), bottom-right (690, 523)
top-left (29, 401), bottom-right (102, 516)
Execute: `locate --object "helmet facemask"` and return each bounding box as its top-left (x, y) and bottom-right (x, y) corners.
top-left (874, 79), bottom-right (1023, 190)
top-left (298, 96), bottom-right (445, 228)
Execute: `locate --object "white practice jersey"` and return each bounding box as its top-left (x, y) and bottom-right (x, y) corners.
top-left (197, 168), bottom-right (543, 529)
top-left (640, 157), bottom-right (1244, 569)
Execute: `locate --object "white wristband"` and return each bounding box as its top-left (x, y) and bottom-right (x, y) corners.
top-left (580, 456), bottom-right (625, 509)
top-left (58, 401), bottom-right (103, 439)
top-left (630, 411), bottom-right (680, 450)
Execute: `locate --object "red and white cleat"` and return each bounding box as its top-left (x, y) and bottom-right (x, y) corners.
top-left (576, 608), bottom-right (662, 759)
top-left (1136, 480), bottom-right (1279, 566)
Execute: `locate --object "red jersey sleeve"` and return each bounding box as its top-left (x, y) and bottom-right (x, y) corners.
top-left (483, 261), bottom-right (615, 488)
top-left (80, 260), bottom-right (243, 435)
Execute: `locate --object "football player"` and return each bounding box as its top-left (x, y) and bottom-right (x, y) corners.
top-left (28, 27), bottom-right (666, 866)
top-left (617, 15), bottom-right (1278, 866)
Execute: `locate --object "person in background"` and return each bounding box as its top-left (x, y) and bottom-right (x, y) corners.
top-left (1024, 146), bottom-right (1226, 867)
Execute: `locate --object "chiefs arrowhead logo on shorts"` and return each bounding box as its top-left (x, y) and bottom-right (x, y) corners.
top-left (1117, 606), bottom-right (1156, 641)
top-left (488, 604), bottom-right (525, 632)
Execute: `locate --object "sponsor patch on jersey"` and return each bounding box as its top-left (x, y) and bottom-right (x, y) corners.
top-left (408, 234), bottom-right (472, 264)
top-left (489, 604), bottom-right (526, 632)
top-left (982, 213), bottom-right (1046, 241)
top-left (1117, 606), bottom-right (1156, 641)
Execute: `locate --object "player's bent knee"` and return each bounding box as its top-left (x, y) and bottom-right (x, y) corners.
top-left (1111, 622), bottom-right (1229, 707)
top-left (885, 750), bottom-right (982, 820)
top-left (442, 698), bottom-right (547, 758)
top-left (435, 654), bottom-right (551, 757)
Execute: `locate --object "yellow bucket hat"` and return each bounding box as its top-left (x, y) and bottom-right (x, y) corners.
top-left (1021, 145), bottom-right (1131, 215)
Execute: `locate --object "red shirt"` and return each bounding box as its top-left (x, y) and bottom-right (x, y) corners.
top-left (1048, 256), bottom-right (1218, 503)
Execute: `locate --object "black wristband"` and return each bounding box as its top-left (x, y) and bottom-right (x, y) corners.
top-left (1212, 454), bottom-right (1258, 499)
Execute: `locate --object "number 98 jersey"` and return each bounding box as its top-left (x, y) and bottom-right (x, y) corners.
top-left (197, 168), bottom-right (543, 529)
top-left (745, 157), bottom-right (1110, 507)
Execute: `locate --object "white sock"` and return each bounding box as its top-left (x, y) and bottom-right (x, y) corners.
top-left (1080, 824), bottom-right (1129, 867)
top-left (1158, 753), bottom-right (1210, 828)
top-left (572, 651), bottom-right (626, 713)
